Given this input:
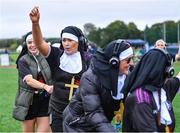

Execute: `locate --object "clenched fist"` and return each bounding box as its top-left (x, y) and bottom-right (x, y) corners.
top-left (29, 6), bottom-right (40, 24)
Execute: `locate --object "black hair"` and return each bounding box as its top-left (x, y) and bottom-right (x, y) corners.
top-left (16, 31), bottom-right (32, 68)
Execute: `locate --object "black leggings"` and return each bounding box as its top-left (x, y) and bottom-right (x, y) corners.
top-left (50, 109), bottom-right (63, 132)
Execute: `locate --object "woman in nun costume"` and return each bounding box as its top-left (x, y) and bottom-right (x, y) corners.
top-left (29, 7), bottom-right (91, 132)
top-left (121, 48), bottom-right (180, 132)
top-left (63, 39), bottom-right (134, 132)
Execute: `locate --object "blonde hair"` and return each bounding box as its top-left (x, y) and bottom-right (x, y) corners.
top-left (155, 39), bottom-right (166, 46)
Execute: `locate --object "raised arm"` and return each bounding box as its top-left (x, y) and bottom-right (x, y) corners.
top-left (29, 6), bottom-right (49, 56)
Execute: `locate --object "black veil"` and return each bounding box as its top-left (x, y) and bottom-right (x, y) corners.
top-left (121, 48), bottom-right (171, 99)
top-left (91, 40), bottom-right (132, 96)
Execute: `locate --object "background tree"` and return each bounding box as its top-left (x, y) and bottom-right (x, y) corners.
top-left (1, 20), bottom-right (180, 50)
top-left (85, 20), bottom-right (141, 47)
top-left (165, 21), bottom-right (177, 43)
top-left (83, 23), bottom-right (97, 36)
top-left (143, 25), bottom-right (149, 41)
top-left (97, 20), bottom-right (129, 47)
top-left (127, 22), bottom-right (142, 39)
top-left (145, 20), bottom-right (179, 44)
top-left (145, 23), bottom-right (163, 44)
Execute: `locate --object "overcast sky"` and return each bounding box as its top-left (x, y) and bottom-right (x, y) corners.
top-left (0, 0), bottom-right (179, 39)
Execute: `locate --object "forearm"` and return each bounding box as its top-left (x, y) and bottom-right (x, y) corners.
top-left (32, 22), bottom-right (49, 56)
top-left (30, 6), bottom-right (49, 56)
top-left (175, 44), bottom-right (180, 61)
top-left (24, 75), bottom-right (53, 94)
top-left (175, 54), bottom-right (180, 61)
top-left (25, 75), bottom-right (46, 90)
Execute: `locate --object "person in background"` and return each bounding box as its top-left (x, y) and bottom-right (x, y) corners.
top-left (155, 39), bottom-right (180, 62)
top-left (29, 6), bottom-right (91, 132)
top-left (87, 41), bottom-right (97, 54)
top-left (121, 48), bottom-right (180, 132)
top-left (63, 39), bottom-right (134, 132)
top-left (13, 31), bottom-right (53, 132)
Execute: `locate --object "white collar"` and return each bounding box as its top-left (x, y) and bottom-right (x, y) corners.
top-left (152, 88), bottom-right (172, 125)
top-left (59, 51), bottom-right (82, 74)
top-left (112, 74), bottom-right (126, 100)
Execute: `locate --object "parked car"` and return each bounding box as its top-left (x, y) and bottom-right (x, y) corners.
top-left (149, 45), bottom-right (179, 55)
top-left (166, 45), bottom-right (179, 55)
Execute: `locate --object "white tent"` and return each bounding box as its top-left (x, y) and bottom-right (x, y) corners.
top-left (52, 43), bottom-right (61, 48)
top-left (16, 45), bottom-right (22, 53)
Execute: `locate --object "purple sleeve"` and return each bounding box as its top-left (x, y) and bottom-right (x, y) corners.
top-left (18, 57), bottom-right (31, 79)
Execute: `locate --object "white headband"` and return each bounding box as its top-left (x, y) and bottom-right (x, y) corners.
top-left (62, 33), bottom-right (78, 43)
top-left (119, 47), bottom-right (133, 60)
top-left (26, 34), bottom-right (33, 43)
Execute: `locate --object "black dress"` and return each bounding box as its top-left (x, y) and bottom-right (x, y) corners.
top-left (46, 46), bottom-right (89, 132)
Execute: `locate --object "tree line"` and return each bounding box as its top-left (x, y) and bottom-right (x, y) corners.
top-left (0, 20), bottom-right (179, 50)
top-left (84, 20), bottom-right (180, 47)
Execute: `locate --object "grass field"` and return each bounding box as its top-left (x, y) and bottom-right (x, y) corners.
top-left (0, 61), bottom-right (179, 132)
top-left (0, 68), bottom-right (21, 132)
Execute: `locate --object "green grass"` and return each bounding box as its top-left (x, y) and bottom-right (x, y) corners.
top-left (173, 94), bottom-right (180, 132)
top-left (9, 52), bottom-right (19, 66)
top-left (0, 68), bottom-right (21, 132)
top-left (0, 61), bottom-right (179, 132)
top-left (173, 61), bottom-right (180, 75)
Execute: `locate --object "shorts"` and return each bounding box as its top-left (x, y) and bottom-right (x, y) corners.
top-left (25, 91), bottom-right (50, 120)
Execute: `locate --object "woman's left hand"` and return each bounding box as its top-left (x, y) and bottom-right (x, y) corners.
top-left (44, 85), bottom-right (54, 94)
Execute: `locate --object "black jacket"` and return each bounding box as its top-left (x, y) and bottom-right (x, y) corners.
top-left (63, 40), bottom-right (132, 132)
top-left (63, 67), bottom-right (117, 132)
